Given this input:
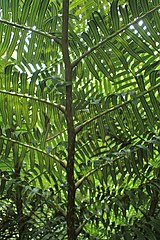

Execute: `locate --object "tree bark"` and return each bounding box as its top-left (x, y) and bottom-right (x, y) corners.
top-left (62, 0), bottom-right (76, 239)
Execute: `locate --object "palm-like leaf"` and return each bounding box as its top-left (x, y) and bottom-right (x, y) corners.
top-left (0, 0), bottom-right (160, 239)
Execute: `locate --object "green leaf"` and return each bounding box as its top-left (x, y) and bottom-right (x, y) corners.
top-left (111, 0), bottom-right (119, 31)
top-left (128, 0), bottom-right (139, 18)
top-left (20, 0), bottom-right (32, 24)
top-left (30, 149), bottom-right (35, 169)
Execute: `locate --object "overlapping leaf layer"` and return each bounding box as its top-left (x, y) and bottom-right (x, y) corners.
top-left (0, 0), bottom-right (160, 239)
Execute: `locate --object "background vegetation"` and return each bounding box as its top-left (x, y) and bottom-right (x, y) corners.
top-left (0, 0), bottom-right (160, 239)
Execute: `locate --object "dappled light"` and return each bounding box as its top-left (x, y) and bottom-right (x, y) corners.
top-left (0, 0), bottom-right (160, 239)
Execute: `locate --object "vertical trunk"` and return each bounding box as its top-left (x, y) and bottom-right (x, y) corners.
top-left (66, 68), bottom-right (76, 240)
top-left (66, 85), bottom-right (76, 239)
top-left (62, 0), bottom-right (76, 239)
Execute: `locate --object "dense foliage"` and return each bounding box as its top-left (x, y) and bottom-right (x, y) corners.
top-left (0, 0), bottom-right (160, 239)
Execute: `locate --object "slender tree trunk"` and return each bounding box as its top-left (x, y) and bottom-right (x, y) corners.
top-left (62, 0), bottom-right (76, 239)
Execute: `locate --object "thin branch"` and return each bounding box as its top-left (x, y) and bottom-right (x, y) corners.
top-left (75, 214), bottom-right (95, 236)
top-left (0, 90), bottom-right (66, 114)
top-left (0, 135), bottom-right (67, 168)
top-left (49, 201), bottom-right (67, 218)
top-left (75, 82), bottom-right (160, 134)
top-left (71, 4), bottom-right (160, 68)
top-left (62, 1), bottom-right (76, 239)
top-left (75, 156), bottom-right (123, 189)
top-left (28, 170), bottom-right (48, 184)
top-left (26, 191), bottom-right (67, 219)
top-left (46, 129), bottom-right (67, 142)
top-left (0, 18), bottom-right (61, 45)
top-left (62, 0), bottom-right (71, 68)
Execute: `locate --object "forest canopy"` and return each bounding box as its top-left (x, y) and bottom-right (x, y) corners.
top-left (0, 0), bottom-right (160, 239)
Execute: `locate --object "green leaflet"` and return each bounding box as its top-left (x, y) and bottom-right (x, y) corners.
top-left (30, 148), bottom-right (35, 169)
top-left (82, 32), bottom-right (93, 46)
top-left (92, 11), bottom-right (109, 36)
top-left (19, 146), bottom-right (27, 164)
top-left (136, 75), bottom-right (155, 126)
top-left (144, 61), bottom-right (160, 77)
top-left (91, 52), bottom-right (112, 80)
top-left (6, 95), bottom-right (13, 125)
top-left (106, 41), bottom-right (128, 71)
top-left (0, 25), bottom-right (12, 57)
top-left (5, 65), bottom-right (12, 91)
top-left (2, 0), bottom-right (9, 19)
top-left (98, 48), bottom-right (115, 78)
top-left (116, 35), bottom-right (142, 62)
top-left (143, 18), bottom-right (160, 43)
top-left (6, 28), bottom-right (19, 60)
top-left (0, 98), bottom-right (7, 125)
top-left (34, 35), bottom-right (45, 63)
top-left (149, 91), bottom-right (160, 120)
top-left (29, 71), bottom-right (39, 95)
top-left (17, 30), bottom-right (27, 62)
top-left (111, 94), bottom-right (130, 137)
top-left (105, 97), bottom-right (118, 137)
top-left (20, 0), bottom-right (32, 24)
top-left (125, 29), bottom-right (153, 55)
top-left (37, 152), bottom-right (44, 173)
top-left (11, 0), bottom-right (19, 22)
top-left (5, 139), bottom-right (12, 159)
top-left (36, 0), bottom-right (50, 29)
top-left (153, 11), bottom-right (160, 32)
top-left (84, 58), bottom-right (99, 80)
top-left (122, 104), bottom-right (134, 135)
top-left (88, 20), bottom-right (100, 43)
top-left (140, 0), bottom-right (149, 12)
top-left (27, 0), bottom-right (42, 27)
top-left (12, 72), bottom-right (20, 93)
top-left (119, 4), bottom-right (129, 25)
top-left (130, 151), bottom-right (140, 176)
top-left (94, 105), bottom-right (105, 142)
top-left (14, 96), bottom-right (22, 126)
top-left (102, 165), bottom-right (108, 184)
top-left (134, 23), bottom-right (157, 51)
top-left (50, 2), bottom-right (58, 32)
top-left (20, 72), bottom-right (27, 94)
top-left (111, 0), bottom-right (119, 31)
top-left (30, 100), bottom-right (38, 129)
top-left (89, 104), bottom-right (98, 139)
top-left (128, 0), bottom-right (139, 18)
top-left (28, 33), bottom-right (37, 62)
top-left (130, 101), bottom-right (145, 134)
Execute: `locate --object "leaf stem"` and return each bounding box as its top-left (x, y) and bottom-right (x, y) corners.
top-left (0, 89), bottom-right (66, 114)
top-left (75, 82), bottom-right (160, 134)
top-left (0, 135), bottom-right (67, 168)
top-left (0, 19), bottom-right (61, 45)
top-left (71, 4), bottom-right (160, 68)
top-left (75, 156), bottom-right (123, 189)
